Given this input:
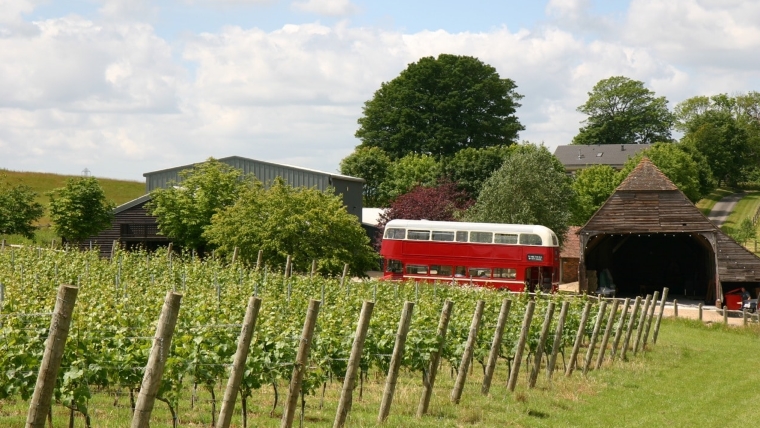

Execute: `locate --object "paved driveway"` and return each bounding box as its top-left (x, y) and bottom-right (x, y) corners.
top-left (708, 192), bottom-right (743, 227)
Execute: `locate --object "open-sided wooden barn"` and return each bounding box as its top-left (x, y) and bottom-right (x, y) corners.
top-left (579, 157), bottom-right (760, 306)
top-left (84, 156), bottom-right (364, 257)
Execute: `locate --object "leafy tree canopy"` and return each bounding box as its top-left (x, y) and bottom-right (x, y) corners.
top-left (339, 146), bottom-right (391, 207)
top-left (378, 153), bottom-right (440, 205)
top-left (355, 54), bottom-right (524, 159)
top-left (147, 158), bottom-right (246, 251)
top-left (204, 178), bottom-right (377, 277)
top-left (618, 143), bottom-right (702, 202)
top-left (48, 176), bottom-right (115, 243)
top-left (464, 143), bottom-right (573, 244)
top-left (570, 165), bottom-right (618, 226)
top-left (573, 76), bottom-right (674, 145)
top-left (378, 181), bottom-right (473, 230)
top-left (440, 145), bottom-right (513, 199)
top-left (0, 175), bottom-right (44, 239)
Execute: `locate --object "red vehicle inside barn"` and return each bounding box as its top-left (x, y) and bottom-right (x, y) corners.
top-left (380, 219), bottom-right (560, 292)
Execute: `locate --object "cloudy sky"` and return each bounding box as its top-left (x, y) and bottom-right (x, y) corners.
top-left (1, 0), bottom-right (759, 182)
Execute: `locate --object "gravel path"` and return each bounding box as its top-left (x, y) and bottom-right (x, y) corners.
top-left (708, 192), bottom-right (743, 226)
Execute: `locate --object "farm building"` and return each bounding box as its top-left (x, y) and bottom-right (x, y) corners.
top-left (554, 144), bottom-right (651, 173)
top-left (578, 157), bottom-right (760, 306)
top-left (560, 226), bottom-right (580, 284)
top-left (84, 156), bottom-right (364, 257)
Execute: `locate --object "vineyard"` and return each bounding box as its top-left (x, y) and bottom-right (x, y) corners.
top-left (0, 246), bottom-right (666, 427)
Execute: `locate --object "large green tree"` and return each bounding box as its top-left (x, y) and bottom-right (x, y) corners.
top-left (570, 164), bottom-right (618, 226)
top-left (464, 143), bottom-right (574, 244)
top-left (339, 146), bottom-right (391, 207)
top-left (147, 158), bottom-right (246, 251)
top-left (377, 153), bottom-right (440, 204)
top-left (48, 177), bottom-right (115, 243)
top-left (204, 178), bottom-right (377, 276)
top-left (675, 93), bottom-right (760, 187)
top-left (0, 175), bottom-right (44, 239)
top-left (573, 76), bottom-right (674, 145)
top-left (618, 143), bottom-right (703, 202)
top-left (355, 54), bottom-right (524, 159)
top-left (440, 145), bottom-right (512, 199)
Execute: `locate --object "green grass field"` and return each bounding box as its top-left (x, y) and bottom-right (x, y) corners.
top-left (1, 169), bottom-right (144, 244)
top-left (695, 188), bottom-right (735, 217)
top-left (1, 318), bottom-right (758, 427)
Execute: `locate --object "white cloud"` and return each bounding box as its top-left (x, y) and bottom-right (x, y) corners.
top-left (291, 0), bottom-right (359, 17)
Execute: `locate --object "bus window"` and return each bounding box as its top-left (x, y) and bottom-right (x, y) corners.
top-left (406, 264), bottom-right (428, 274)
top-left (494, 233), bottom-right (518, 244)
top-left (387, 259), bottom-right (403, 273)
top-left (430, 265), bottom-right (453, 276)
top-left (455, 266), bottom-right (466, 277)
top-left (552, 234), bottom-right (558, 246)
top-left (469, 268), bottom-right (491, 278)
top-left (432, 231), bottom-right (455, 241)
top-left (384, 228), bottom-right (406, 239)
top-left (407, 230), bottom-right (431, 240)
top-left (470, 232), bottom-right (493, 243)
top-left (455, 231), bottom-right (468, 242)
top-left (519, 233), bottom-right (543, 245)
top-left (494, 268), bottom-right (517, 279)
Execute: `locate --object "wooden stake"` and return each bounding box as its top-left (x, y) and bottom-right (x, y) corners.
top-left (547, 301), bottom-right (569, 380)
top-left (583, 301), bottom-right (607, 375)
top-left (255, 250), bottom-right (263, 271)
top-left (508, 300), bottom-right (535, 391)
top-left (529, 301), bottom-right (555, 387)
top-left (26, 285), bottom-right (79, 428)
top-left (231, 247), bottom-right (239, 265)
top-left (217, 297), bottom-right (262, 428)
top-left (281, 299), bottom-right (321, 428)
top-left (596, 299), bottom-right (620, 369)
top-left (698, 303), bottom-right (703, 321)
top-left (417, 300), bottom-right (453, 417)
top-left (641, 291), bottom-right (659, 351)
top-left (340, 263), bottom-right (349, 289)
top-left (633, 295), bottom-right (652, 355)
top-left (334, 301), bottom-right (375, 428)
top-left (565, 301), bottom-right (591, 377)
top-left (378, 302), bottom-right (414, 423)
top-left (310, 260), bottom-right (317, 279)
top-left (481, 299), bottom-right (511, 395)
top-left (652, 287), bottom-right (668, 344)
top-left (131, 291), bottom-right (182, 428)
top-left (451, 300), bottom-right (485, 403)
top-left (620, 296), bottom-right (642, 361)
top-left (610, 298), bottom-right (630, 361)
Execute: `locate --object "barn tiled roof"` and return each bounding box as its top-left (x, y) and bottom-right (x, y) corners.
top-left (616, 157), bottom-right (678, 191)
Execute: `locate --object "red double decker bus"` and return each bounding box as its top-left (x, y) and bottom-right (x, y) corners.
top-left (380, 219), bottom-right (560, 292)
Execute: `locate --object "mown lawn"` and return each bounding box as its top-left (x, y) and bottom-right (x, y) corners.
top-left (1, 318), bottom-right (758, 427)
top-left (695, 187), bottom-right (735, 217)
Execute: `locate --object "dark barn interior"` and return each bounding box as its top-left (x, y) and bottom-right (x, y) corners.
top-left (584, 232), bottom-right (714, 298)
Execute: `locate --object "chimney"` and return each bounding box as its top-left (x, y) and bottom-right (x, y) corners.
top-left (621, 144), bottom-right (625, 151)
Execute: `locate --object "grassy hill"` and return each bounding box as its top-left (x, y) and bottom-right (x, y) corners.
top-left (1, 169), bottom-right (145, 243)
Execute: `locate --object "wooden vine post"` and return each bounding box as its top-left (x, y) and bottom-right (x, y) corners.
top-left (481, 299), bottom-right (511, 395)
top-left (378, 301), bottom-right (414, 423)
top-left (641, 291), bottom-right (659, 350)
top-left (217, 296), bottom-right (262, 428)
top-left (334, 301), bottom-right (375, 428)
top-left (620, 296), bottom-right (642, 361)
top-left (529, 301), bottom-right (555, 388)
top-left (565, 301), bottom-right (591, 377)
top-left (280, 299), bottom-right (320, 428)
top-left (26, 285), bottom-right (79, 428)
top-left (547, 301), bottom-right (569, 380)
top-left (255, 249), bottom-right (263, 271)
top-left (652, 287), bottom-right (669, 344)
top-left (610, 298), bottom-right (631, 361)
top-left (507, 300), bottom-right (535, 392)
top-left (131, 291), bottom-right (183, 428)
top-left (633, 295), bottom-right (652, 355)
top-left (595, 298), bottom-right (620, 369)
top-left (582, 301), bottom-right (607, 375)
top-left (451, 300), bottom-right (485, 404)
top-left (417, 300), bottom-right (454, 417)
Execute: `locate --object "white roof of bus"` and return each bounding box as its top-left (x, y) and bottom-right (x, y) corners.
top-left (385, 219), bottom-right (556, 236)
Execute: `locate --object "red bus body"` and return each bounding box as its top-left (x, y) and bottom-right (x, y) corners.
top-left (380, 219), bottom-right (560, 292)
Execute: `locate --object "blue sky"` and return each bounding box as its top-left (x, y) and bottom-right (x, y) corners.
top-left (2, 0), bottom-right (759, 181)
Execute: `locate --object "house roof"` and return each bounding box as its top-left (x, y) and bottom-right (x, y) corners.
top-left (113, 193), bottom-right (151, 215)
top-left (553, 144), bottom-right (651, 171)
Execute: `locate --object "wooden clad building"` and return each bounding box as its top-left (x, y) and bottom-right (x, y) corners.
top-left (578, 157), bottom-right (760, 305)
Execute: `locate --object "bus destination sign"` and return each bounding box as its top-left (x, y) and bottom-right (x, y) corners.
top-left (527, 254), bottom-right (543, 262)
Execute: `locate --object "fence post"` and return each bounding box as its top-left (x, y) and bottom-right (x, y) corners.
top-left (529, 301), bottom-right (555, 387)
top-left (281, 299), bottom-right (321, 428)
top-left (565, 301), bottom-right (592, 377)
top-left (652, 288), bottom-right (668, 344)
top-left (698, 303), bottom-right (703, 321)
top-left (0, 282), bottom-right (4, 310)
top-left (1, 239), bottom-right (5, 250)
top-left (743, 309), bottom-right (748, 326)
top-left (284, 255), bottom-right (291, 278)
top-left (231, 247), bottom-right (239, 265)
top-left (641, 291), bottom-right (659, 350)
top-left (583, 301), bottom-right (607, 375)
top-left (596, 299), bottom-right (620, 369)
top-left (451, 300), bottom-right (485, 404)
top-left (255, 250), bottom-right (263, 271)
top-left (723, 305), bottom-right (728, 325)
top-left (417, 300), bottom-right (453, 417)
top-left (310, 260), bottom-right (317, 279)
top-left (378, 301), bottom-right (414, 423)
top-left (334, 301), bottom-right (374, 428)
top-left (131, 291), bottom-right (182, 428)
top-left (620, 296), bottom-right (642, 361)
top-left (26, 285), bottom-right (79, 428)
top-left (508, 300), bottom-right (536, 391)
top-left (217, 296), bottom-right (262, 428)
top-left (481, 299), bottom-right (511, 395)
top-left (340, 263), bottom-right (349, 289)
top-left (674, 299), bottom-right (678, 317)
top-left (610, 298), bottom-right (630, 361)
top-left (633, 295), bottom-right (652, 356)
top-left (547, 301), bottom-right (569, 380)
